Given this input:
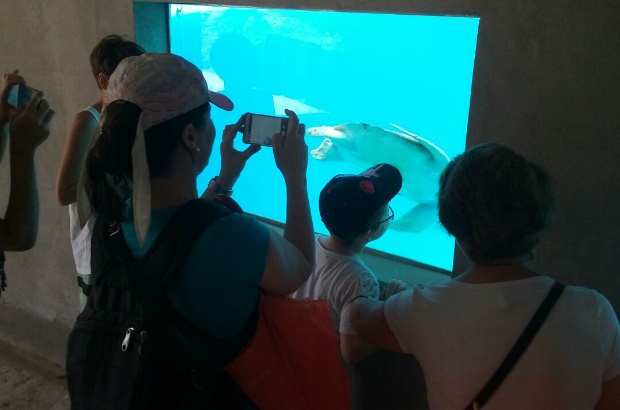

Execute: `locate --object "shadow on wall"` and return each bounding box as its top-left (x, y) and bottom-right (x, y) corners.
top-left (347, 349), bottom-right (429, 410)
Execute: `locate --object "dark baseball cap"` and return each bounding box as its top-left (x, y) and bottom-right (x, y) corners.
top-left (319, 163), bottom-right (403, 240)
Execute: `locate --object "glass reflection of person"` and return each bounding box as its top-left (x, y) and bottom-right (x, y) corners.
top-left (209, 33), bottom-right (275, 117)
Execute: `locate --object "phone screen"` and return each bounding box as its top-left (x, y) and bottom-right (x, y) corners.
top-left (244, 114), bottom-right (288, 146)
top-left (6, 85), bottom-right (37, 107)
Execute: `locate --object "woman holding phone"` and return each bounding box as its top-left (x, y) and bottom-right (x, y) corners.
top-left (67, 53), bottom-right (314, 409)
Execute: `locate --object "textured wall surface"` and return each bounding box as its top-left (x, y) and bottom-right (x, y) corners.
top-left (0, 0), bottom-right (136, 365)
top-left (0, 0), bottom-right (618, 389)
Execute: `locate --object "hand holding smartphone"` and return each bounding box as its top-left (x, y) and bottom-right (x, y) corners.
top-left (6, 84), bottom-right (39, 108)
top-left (242, 113), bottom-right (289, 147)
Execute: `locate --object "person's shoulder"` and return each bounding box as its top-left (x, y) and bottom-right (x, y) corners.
top-left (328, 260), bottom-right (379, 298)
top-left (76, 106), bottom-right (99, 121)
top-left (199, 211), bottom-right (269, 244)
top-left (358, 268), bottom-right (380, 297)
top-left (355, 264), bottom-right (378, 285)
top-left (70, 108), bottom-right (99, 130)
top-left (325, 253), bottom-right (371, 278)
top-left (562, 283), bottom-right (618, 319)
top-left (564, 283), bottom-right (609, 301)
top-left (215, 210), bottom-right (264, 228)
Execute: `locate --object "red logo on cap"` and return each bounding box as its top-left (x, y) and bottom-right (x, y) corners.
top-left (359, 180), bottom-right (375, 194)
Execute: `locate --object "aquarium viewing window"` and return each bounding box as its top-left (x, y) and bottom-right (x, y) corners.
top-left (168, 4), bottom-right (480, 272)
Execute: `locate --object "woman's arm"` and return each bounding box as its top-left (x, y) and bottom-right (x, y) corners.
top-left (260, 227), bottom-right (314, 295)
top-left (56, 110), bottom-right (98, 205)
top-left (201, 114), bottom-right (260, 200)
top-left (259, 109), bottom-right (314, 294)
top-left (201, 111), bottom-right (314, 295)
top-left (350, 297), bottom-right (403, 353)
top-left (0, 92), bottom-right (54, 250)
top-left (342, 280), bottom-right (407, 362)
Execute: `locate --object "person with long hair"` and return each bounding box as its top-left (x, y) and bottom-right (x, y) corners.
top-left (70, 52), bottom-right (314, 408)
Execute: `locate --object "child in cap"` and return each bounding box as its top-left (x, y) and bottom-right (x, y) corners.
top-left (291, 163), bottom-right (407, 363)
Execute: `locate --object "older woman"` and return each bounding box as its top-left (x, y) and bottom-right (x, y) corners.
top-left (351, 143), bottom-right (620, 409)
top-left (68, 53), bottom-right (314, 409)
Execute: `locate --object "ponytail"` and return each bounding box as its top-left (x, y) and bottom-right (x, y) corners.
top-left (85, 100), bottom-right (141, 222)
top-left (84, 100), bottom-right (211, 222)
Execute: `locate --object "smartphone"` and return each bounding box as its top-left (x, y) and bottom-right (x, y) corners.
top-left (6, 84), bottom-right (38, 108)
top-left (243, 113), bottom-right (289, 147)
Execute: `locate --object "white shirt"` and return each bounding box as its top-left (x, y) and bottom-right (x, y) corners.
top-left (384, 276), bottom-right (620, 409)
top-left (291, 237), bottom-right (380, 335)
top-left (68, 106), bottom-right (100, 275)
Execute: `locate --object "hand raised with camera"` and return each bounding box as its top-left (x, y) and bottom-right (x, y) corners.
top-left (9, 91), bottom-right (54, 155)
top-left (0, 70), bottom-right (25, 127)
top-left (216, 114), bottom-right (261, 190)
top-left (272, 109), bottom-right (308, 184)
top-left (268, 108), bottom-right (314, 275)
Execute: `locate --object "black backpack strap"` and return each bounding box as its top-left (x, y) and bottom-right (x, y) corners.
top-left (125, 198), bottom-right (258, 407)
top-left (88, 197), bottom-right (236, 297)
top-left (466, 281), bottom-right (565, 410)
top-left (131, 198), bottom-right (231, 296)
top-left (86, 198), bottom-right (230, 318)
top-left (133, 198), bottom-right (257, 363)
top-left (77, 275), bottom-right (91, 297)
top-left (88, 217), bottom-right (136, 296)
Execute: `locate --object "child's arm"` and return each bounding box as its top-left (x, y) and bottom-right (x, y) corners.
top-left (342, 280), bottom-right (406, 362)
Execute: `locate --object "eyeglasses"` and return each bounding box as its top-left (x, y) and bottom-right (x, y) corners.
top-left (378, 206), bottom-right (395, 224)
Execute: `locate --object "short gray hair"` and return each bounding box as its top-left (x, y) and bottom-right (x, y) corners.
top-left (438, 143), bottom-right (555, 263)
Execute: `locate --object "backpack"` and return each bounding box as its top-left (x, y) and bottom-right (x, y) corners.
top-left (66, 198), bottom-right (258, 410)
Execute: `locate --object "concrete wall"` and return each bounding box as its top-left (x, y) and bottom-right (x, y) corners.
top-left (0, 0), bottom-right (137, 365)
top-left (0, 0), bottom-right (618, 396)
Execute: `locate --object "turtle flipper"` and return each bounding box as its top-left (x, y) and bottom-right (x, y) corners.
top-left (389, 123), bottom-right (419, 138)
top-left (389, 123), bottom-right (450, 165)
top-left (311, 138), bottom-right (343, 161)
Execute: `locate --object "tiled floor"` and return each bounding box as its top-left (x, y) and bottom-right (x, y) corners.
top-left (0, 340), bottom-right (69, 410)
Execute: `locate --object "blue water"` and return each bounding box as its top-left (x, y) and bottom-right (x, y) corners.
top-left (169, 4), bottom-right (480, 272)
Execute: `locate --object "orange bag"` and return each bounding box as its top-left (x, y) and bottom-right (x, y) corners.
top-left (225, 293), bottom-right (351, 410)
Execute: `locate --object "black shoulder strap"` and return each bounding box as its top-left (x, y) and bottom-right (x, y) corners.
top-left (466, 281), bottom-right (565, 410)
top-left (128, 197), bottom-right (257, 371)
top-left (85, 199), bottom-right (229, 309)
top-left (131, 198), bottom-right (231, 296)
top-left (84, 198), bottom-right (234, 298)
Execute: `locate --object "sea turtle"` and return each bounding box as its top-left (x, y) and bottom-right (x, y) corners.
top-left (308, 122), bottom-right (450, 232)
